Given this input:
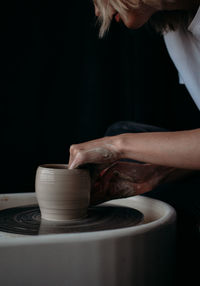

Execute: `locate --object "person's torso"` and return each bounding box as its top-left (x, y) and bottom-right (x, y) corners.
top-left (164, 6), bottom-right (200, 110)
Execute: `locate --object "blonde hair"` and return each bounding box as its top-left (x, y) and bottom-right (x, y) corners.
top-left (96, 0), bottom-right (142, 37)
top-left (95, 0), bottom-right (195, 37)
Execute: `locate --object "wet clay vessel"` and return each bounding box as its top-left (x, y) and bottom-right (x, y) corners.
top-left (35, 164), bottom-right (91, 221)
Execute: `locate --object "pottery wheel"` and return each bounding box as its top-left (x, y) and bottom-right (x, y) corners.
top-left (0, 205), bottom-right (143, 235)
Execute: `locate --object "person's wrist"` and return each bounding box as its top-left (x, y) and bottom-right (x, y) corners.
top-left (112, 133), bottom-right (130, 159)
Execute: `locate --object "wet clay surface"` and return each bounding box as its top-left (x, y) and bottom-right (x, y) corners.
top-left (0, 205), bottom-right (143, 235)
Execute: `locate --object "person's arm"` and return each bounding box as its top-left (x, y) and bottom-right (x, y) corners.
top-left (118, 129), bottom-right (200, 170)
top-left (69, 129), bottom-right (200, 170)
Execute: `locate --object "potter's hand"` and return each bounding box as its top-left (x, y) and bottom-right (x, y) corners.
top-left (68, 136), bottom-right (121, 169)
top-left (90, 161), bottom-right (175, 205)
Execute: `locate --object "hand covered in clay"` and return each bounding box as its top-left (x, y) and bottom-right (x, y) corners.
top-left (90, 161), bottom-right (175, 205)
top-left (69, 137), bottom-right (121, 169)
top-left (69, 137), bottom-right (193, 205)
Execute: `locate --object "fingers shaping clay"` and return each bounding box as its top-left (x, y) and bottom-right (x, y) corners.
top-left (35, 164), bottom-right (91, 221)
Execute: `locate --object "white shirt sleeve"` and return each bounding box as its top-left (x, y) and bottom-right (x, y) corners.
top-left (178, 73), bottom-right (184, 85)
top-left (163, 5), bottom-right (200, 110)
top-left (188, 5), bottom-right (200, 38)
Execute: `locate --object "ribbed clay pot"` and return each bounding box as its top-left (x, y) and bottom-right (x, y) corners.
top-left (35, 164), bottom-right (91, 221)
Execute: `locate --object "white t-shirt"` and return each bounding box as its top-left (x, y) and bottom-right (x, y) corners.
top-left (164, 6), bottom-right (200, 110)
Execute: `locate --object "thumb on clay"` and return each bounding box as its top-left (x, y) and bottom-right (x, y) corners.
top-left (68, 159), bottom-right (79, 169)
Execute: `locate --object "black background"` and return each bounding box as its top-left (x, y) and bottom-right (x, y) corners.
top-left (1, 0), bottom-right (200, 193)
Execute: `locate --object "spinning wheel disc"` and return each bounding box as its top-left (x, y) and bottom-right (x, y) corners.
top-left (0, 205), bottom-right (143, 235)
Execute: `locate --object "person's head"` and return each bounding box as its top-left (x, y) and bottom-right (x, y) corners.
top-left (94, 0), bottom-right (195, 37)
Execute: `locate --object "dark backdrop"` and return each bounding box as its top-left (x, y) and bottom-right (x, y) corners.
top-left (1, 0), bottom-right (200, 193)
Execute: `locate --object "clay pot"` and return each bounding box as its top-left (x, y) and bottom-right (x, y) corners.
top-left (35, 164), bottom-right (91, 221)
